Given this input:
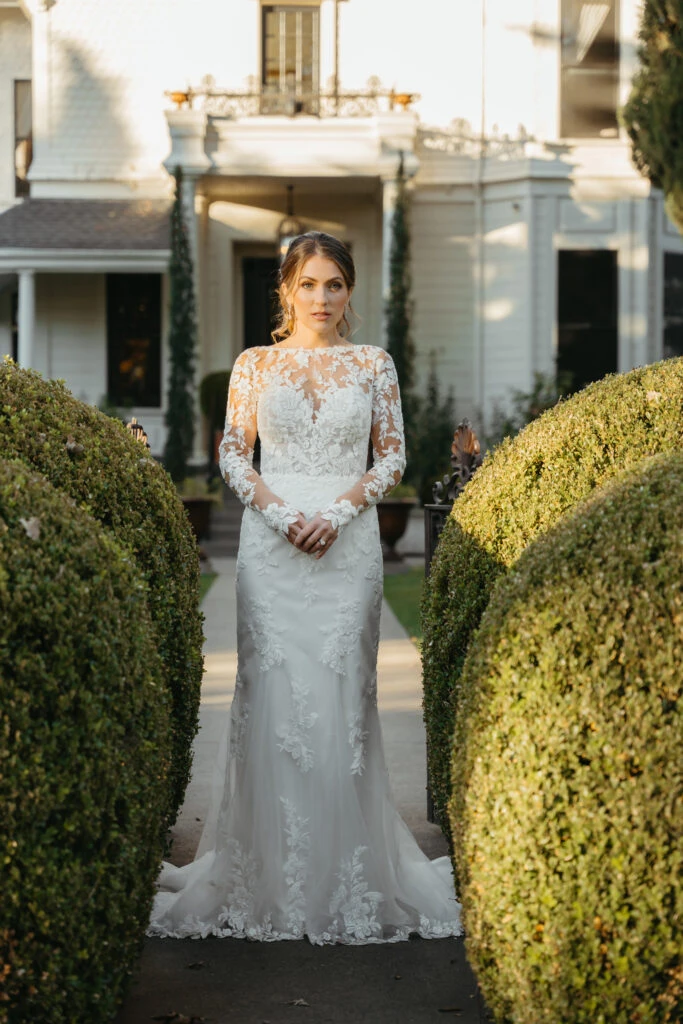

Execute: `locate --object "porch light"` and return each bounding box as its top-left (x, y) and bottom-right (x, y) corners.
top-left (278, 185), bottom-right (304, 262)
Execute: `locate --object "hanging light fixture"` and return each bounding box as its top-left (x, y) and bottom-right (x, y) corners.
top-left (277, 185), bottom-right (304, 262)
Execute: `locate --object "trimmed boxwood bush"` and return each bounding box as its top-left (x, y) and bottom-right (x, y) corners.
top-left (422, 357), bottom-right (683, 839)
top-left (0, 459), bottom-right (171, 1024)
top-left (449, 453), bottom-right (683, 1024)
top-left (0, 360), bottom-right (203, 823)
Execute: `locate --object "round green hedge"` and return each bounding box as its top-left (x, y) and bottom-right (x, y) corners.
top-left (422, 357), bottom-right (683, 840)
top-left (0, 360), bottom-right (203, 823)
top-left (0, 459), bottom-right (171, 1024)
top-left (450, 453), bottom-right (683, 1024)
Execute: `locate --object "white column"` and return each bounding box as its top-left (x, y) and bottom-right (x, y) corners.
top-left (381, 176), bottom-right (399, 306)
top-left (17, 269), bottom-right (35, 369)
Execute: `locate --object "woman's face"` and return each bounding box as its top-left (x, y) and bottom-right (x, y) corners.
top-left (286, 254), bottom-right (351, 335)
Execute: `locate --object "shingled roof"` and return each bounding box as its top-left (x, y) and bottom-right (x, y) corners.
top-left (0, 199), bottom-right (172, 250)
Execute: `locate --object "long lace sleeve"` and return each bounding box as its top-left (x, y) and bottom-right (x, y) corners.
top-left (319, 349), bottom-right (406, 532)
top-left (218, 350), bottom-right (301, 537)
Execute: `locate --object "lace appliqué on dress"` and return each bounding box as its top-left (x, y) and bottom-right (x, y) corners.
top-left (276, 676), bottom-right (318, 772)
top-left (245, 596), bottom-right (285, 670)
top-left (329, 846), bottom-right (384, 941)
top-left (320, 600), bottom-right (363, 675)
top-left (281, 798), bottom-right (311, 932)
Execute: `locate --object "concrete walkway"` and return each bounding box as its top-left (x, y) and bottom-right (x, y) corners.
top-left (117, 555), bottom-right (486, 1024)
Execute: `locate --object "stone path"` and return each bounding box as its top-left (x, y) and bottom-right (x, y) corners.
top-left (117, 545), bottom-right (487, 1024)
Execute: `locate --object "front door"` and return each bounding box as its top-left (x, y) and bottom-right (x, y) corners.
top-left (242, 256), bottom-right (280, 351)
top-left (557, 249), bottom-right (618, 393)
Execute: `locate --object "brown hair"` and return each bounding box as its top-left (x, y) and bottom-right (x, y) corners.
top-left (272, 231), bottom-right (359, 343)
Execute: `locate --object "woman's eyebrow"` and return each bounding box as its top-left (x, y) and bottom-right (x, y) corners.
top-left (300, 275), bottom-right (344, 284)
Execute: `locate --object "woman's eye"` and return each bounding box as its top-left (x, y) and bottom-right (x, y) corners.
top-left (301, 282), bottom-right (313, 289)
top-left (329, 282), bottom-right (342, 291)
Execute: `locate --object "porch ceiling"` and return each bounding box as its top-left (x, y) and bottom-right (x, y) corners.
top-left (200, 175), bottom-right (382, 206)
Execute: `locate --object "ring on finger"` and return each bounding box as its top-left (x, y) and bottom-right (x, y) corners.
top-left (319, 537), bottom-right (326, 547)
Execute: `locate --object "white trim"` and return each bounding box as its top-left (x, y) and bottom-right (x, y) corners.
top-left (0, 250), bottom-right (169, 272)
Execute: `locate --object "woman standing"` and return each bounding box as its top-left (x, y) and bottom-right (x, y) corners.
top-left (148, 232), bottom-right (461, 944)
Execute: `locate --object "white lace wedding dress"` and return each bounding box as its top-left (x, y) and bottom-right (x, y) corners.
top-left (147, 343), bottom-right (462, 944)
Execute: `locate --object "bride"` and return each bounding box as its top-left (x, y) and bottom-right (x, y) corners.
top-left (148, 231), bottom-right (462, 944)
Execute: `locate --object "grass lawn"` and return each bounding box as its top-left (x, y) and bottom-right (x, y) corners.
top-left (383, 566), bottom-right (425, 643)
top-left (199, 572), bottom-right (217, 604)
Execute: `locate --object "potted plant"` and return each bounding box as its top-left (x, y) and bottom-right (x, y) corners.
top-left (378, 481), bottom-right (419, 560)
top-left (176, 473), bottom-right (223, 542)
top-left (199, 369), bottom-right (231, 480)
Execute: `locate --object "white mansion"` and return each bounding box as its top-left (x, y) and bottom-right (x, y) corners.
top-left (1, 0), bottom-right (682, 457)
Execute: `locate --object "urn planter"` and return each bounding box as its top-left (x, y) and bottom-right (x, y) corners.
top-left (182, 495), bottom-right (213, 543)
top-left (377, 497), bottom-right (419, 560)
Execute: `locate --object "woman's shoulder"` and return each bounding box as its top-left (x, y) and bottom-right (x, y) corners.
top-left (352, 344), bottom-right (392, 361)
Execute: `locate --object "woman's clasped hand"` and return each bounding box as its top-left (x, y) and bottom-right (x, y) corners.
top-left (287, 512), bottom-right (338, 558)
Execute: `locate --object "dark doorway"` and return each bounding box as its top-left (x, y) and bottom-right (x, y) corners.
top-left (557, 249), bottom-right (618, 392)
top-left (663, 253), bottom-right (683, 360)
top-left (243, 256), bottom-right (280, 350)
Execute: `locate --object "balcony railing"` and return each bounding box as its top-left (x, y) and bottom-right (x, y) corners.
top-left (167, 81), bottom-right (419, 119)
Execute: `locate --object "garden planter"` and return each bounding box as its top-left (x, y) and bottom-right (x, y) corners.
top-left (377, 497), bottom-right (419, 560)
top-left (182, 496), bottom-right (213, 542)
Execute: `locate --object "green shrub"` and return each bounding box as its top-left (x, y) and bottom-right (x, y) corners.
top-left (422, 357), bottom-right (683, 839)
top-left (450, 453), bottom-right (683, 1024)
top-left (0, 459), bottom-right (171, 1024)
top-left (0, 360), bottom-right (203, 823)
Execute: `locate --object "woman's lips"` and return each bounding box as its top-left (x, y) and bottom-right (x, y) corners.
top-left (312, 312), bottom-right (331, 320)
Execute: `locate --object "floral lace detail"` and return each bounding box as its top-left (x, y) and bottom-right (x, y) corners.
top-left (319, 499), bottom-right (359, 533)
top-left (245, 596), bottom-right (285, 670)
top-left (276, 676), bottom-right (318, 772)
top-left (329, 846), bottom-right (384, 941)
top-left (348, 710), bottom-right (370, 775)
top-left (320, 600), bottom-right (363, 674)
top-left (216, 839), bottom-right (262, 934)
top-left (280, 797), bottom-right (310, 932)
top-left (219, 345), bottom-right (406, 535)
top-left (292, 547), bottom-right (322, 606)
top-left (229, 672), bottom-right (249, 762)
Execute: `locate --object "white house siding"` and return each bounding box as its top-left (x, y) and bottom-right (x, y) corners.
top-left (481, 193), bottom-right (531, 415)
top-left (0, 7), bottom-right (32, 208)
top-left (33, 273), bottom-right (106, 405)
top-left (411, 193), bottom-right (476, 420)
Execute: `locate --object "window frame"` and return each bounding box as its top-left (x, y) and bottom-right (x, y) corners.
top-left (259, 1), bottom-right (321, 115)
top-left (559, 0), bottom-right (620, 140)
top-left (14, 79), bottom-right (32, 198)
top-left (105, 273), bottom-right (163, 410)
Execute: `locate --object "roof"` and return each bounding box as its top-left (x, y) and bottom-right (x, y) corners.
top-left (0, 199), bottom-right (172, 251)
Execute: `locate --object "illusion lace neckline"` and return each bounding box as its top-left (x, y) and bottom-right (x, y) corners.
top-left (269, 344), bottom-right (365, 354)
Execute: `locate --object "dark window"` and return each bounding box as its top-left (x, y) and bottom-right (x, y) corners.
top-left (14, 80), bottom-right (32, 197)
top-left (557, 249), bottom-right (618, 392)
top-left (664, 253), bottom-right (683, 359)
top-left (10, 289), bottom-right (18, 362)
top-left (242, 256), bottom-right (280, 349)
top-left (261, 4), bottom-right (320, 114)
top-left (106, 274), bottom-right (162, 407)
top-left (560, 0), bottom-right (619, 138)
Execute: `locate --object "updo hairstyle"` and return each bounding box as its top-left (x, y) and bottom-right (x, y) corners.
top-left (272, 231), bottom-right (359, 343)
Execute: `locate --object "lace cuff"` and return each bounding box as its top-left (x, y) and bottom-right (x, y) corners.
top-left (319, 500), bottom-right (361, 534)
top-left (261, 502), bottom-right (301, 538)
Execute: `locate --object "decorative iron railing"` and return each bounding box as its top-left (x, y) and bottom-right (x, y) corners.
top-left (166, 80), bottom-right (419, 119)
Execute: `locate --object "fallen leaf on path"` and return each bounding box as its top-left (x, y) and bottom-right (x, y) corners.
top-left (287, 998), bottom-right (310, 1007)
top-left (151, 1013), bottom-right (206, 1023)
